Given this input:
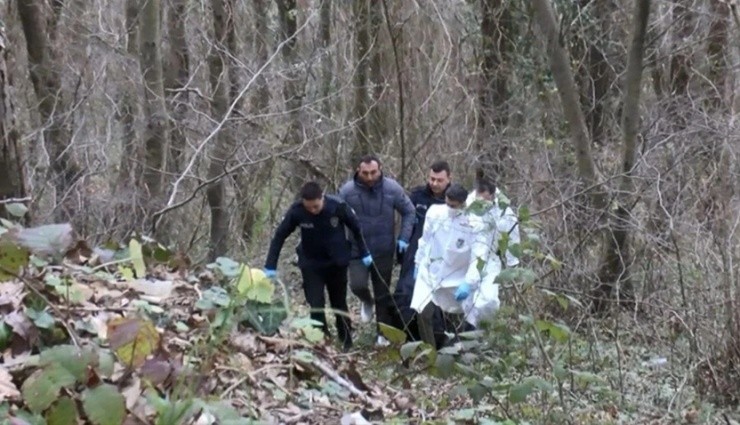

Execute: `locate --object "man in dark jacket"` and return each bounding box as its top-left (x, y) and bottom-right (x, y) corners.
top-left (264, 182), bottom-right (371, 351)
top-left (338, 155), bottom-right (415, 346)
top-left (392, 160), bottom-right (451, 347)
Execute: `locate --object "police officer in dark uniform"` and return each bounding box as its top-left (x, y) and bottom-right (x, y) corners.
top-left (264, 182), bottom-right (372, 351)
top-left (392, 161), bottom-right (451, 347)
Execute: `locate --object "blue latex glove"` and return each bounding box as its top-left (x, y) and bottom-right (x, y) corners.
top-left (264, 268), bottom-right (277, 279)
top-left (397, 239), bottom-right (409, 253)
top-left (454, 282), bottom-right (471, 301)
top-left (362, 254), bottom-right (373, 267)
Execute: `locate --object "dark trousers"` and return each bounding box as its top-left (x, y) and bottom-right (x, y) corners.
top-left (300, 265), bottom-right (352, 346)
top-left (349, 253), bottom-right (394, 331)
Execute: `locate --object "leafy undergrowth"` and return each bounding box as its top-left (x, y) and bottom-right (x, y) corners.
top-left (0, 205), bottom-right (426, 424)
top-left (3, 201), bottom-right (740, 424)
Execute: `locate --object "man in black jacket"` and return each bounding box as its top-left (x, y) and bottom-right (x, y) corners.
top-left (264, 182), bottom-right (372, 351)
top-left (392, 160), bottom-right (451, 347)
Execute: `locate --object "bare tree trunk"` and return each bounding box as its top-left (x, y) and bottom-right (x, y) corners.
top-left (576, 0), bottom-right (614, 147)
top-left (16, 0), bottom-right (81, 222)
top-left (319, 0), bottom-right (333, 114)
top-left (381, 0), bottom-right (406, 185)
top-left (594, 0), bottom-right (651, 309)
top-left (239, 0), bottom-right (272, 245)
top-left (368, 0), bottom-right (386, 150)
top-left (110, 0), bottom-right (144, 236)
top-left (164, 0), bottom-right (190, 174)
top-left (476, 0), bottom-right (512, 181)
top-left (276, 0), bottom-right (309, 189)
top-left (0, 21), bottom-right (25, 218)
top-left (530, 0), bottom-right (605, 209)
top-left (139, 0), bottom-right (169, 211)
top-left (706, 0), bottom-right (729, 111)
top-left (206, 0), bottom-right (236, 260)
top-left (352, 0), bottom-right (371, 162)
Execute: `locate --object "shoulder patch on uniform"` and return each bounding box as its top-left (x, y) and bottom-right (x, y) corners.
top-left (330, 216), bottom-right (339, 227)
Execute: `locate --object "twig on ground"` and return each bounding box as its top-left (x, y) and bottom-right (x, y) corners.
top-left (1, 266), bottom-right (82, 347)
top-left (301, 357), bottom-right (371, 403)
top-left (0, 197), bottom-right (32, 204)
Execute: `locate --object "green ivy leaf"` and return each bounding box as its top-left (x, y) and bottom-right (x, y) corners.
top-left (0, 238), bottom-right (30, 282)
top-left (46, 396), bottom-right (79, 425)
top-left (301, 326), bottom-right (325, 343)
top-left (81, 384), bottom-right (125, 425)
top-left (236, 266), bottom-right (274, 303)
top-left (400, 341), bottom-right (424, 360)
top-left (467, 383), bottom-right (488, 403)
top-left (553, 361), bottom-right (569, 381)
top-left (535, 320), bottom-right (571, 343)
top-left (39, 345), bottom-right (97, 382)
top-left (209, 257), bottom-right (241, 277)
top-left (26, 309), bottom-right (56, 329)
top-left (508, 376), bottom-right (553, 403)
top-left (21, 366), bottom-right (77, 413)
top-left (195, 287), bottom-right (231, 310)
top-left (517, 205), bottom-right (530, 223)
top-left (128, 239), bottom-right (146, 279)
top-left (378, 323), bottom-right (406, 345)
top-left (4, 203), bottom-right (28, 218)
top-left (434, 354), bottom-right (455, 378)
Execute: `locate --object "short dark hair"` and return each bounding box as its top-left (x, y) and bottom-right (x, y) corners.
top-left (445, 184), bottom-right (468, 203)
top-left (357, 154), bottom-right (381, 167)
top-left (299, 182), bottom-right (323, 200)
top-left (476, 179), bottom-right (496, 195)
top-left (430, 160), bottom-right (451, 175)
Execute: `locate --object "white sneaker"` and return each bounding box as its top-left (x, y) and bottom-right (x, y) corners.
top-left (360, 302), bottom-right (373, 323)
top-left (375, 336), bottom-right (390, 347)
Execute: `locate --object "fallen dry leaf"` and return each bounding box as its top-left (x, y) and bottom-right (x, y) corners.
top-left (3, 311), bottom-right (37, 343)
top-left (0, 281), bottom-right (25, 310)
top-left (107, 316), bottom-right (161, 368)
top-left (128, 279), bottom-right (174, 303)
top-left (0, 366), bottom-right (21, 401)
top-left (121, 376), bottom-right (142, 410)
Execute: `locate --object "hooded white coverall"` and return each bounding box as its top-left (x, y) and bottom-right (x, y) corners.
top-left (466, 189), bottom-right (520, 268)
top-left (410, 204), bottom-right (501, 327)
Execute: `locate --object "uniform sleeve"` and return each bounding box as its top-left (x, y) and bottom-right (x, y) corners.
top-left (338, 203), bottom-right (369, 256)
top-left (392, 182), bottom-right (416, 242)
top-left (465, 217), bottom-right (497, 287)
top-left (415, 208), bottom-right (435, 267)
top-left (264, 208), bottom-right (298, 269)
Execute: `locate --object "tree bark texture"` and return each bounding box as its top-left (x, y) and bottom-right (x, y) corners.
top-left (139, 0), bottom-right (169, 204)
top-left (206, 0), bottom-right (236, 260)
top-left (476, 0), bottom-right (512, 181)
top-left (352, 0), bottom-right (371, 163)
top-left (164, 0), bottom-right (190, 174)
top-left (16, 0), bottom-right (80, 222)
top-left (530, 0), bottom-right (605, 209)
top-left (0, 21), bottom-right (25, 216)
top-left (594, 0), bottom-right (650, 308)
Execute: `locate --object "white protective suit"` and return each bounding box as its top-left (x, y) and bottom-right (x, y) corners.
top-left (410, 204), bottom-right (501, 327)
top-left (466, 189), bottom-right (520, 268)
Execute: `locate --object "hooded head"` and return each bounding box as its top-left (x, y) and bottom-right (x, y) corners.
top-left (445, 184), bottom-right (468, 218)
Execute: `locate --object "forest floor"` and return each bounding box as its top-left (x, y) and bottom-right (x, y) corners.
top-left (2, 222), bottom-right (740, 424)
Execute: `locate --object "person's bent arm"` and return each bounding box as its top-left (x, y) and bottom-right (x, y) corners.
top-left (338, 203), bottom-right (369, 257)
top-left (392, 181), bottom-right (416, 243)
top-left (264, 209), bottom-right (298, 270)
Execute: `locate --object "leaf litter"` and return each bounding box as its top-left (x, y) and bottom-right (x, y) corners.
top-left (0, 223), bottom-right (437, 424)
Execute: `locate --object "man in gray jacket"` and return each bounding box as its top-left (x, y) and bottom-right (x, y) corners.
top-left (339, 155), bottom-right (415, 346)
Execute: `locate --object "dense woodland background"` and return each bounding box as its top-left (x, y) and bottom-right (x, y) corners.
top-left (1, 0), bottom-right (740, 421)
